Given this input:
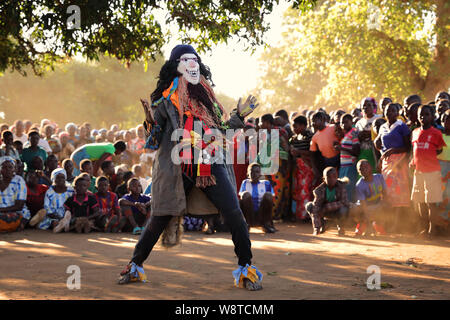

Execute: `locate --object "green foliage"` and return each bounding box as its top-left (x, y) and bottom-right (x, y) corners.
top-left (0, 0), bottom-right (317, 76)
top-left (257, 0), bottom-right (449, 113)
top-left (0, 55), bottom-right (237, 129)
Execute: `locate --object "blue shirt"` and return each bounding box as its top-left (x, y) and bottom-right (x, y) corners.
top-left (122, 194), bottom-right (151, 216)
top-left (356, 174), bottom-right (387, 206)
top-left (378, 120), bottom-right (410, 153)
top-left (239, 179), bottom-right (274, 212)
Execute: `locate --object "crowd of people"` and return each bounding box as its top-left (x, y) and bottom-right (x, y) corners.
top-left (0, 90), bottom-right (449, 240)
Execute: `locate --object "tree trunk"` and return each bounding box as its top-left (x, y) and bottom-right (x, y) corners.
top-left (421, 0), bottom-right (450, 101)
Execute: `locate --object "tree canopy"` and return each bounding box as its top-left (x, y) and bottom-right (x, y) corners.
top-left (256, 0), bottom-right (449, 112)
top-left (0, 0), bottom-right (317, 76)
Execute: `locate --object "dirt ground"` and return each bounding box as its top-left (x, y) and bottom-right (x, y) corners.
top-left (0, 221), bottom-right (449, 300)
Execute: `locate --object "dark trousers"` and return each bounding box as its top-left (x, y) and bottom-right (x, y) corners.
top-left (131, 163), bottom-right (252, 267)
top-left (240, 192), bottom-right (273, 227)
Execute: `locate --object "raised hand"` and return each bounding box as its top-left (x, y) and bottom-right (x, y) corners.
top-left (140, 98), bottom-right (154, 123)
top-left (237, 95), bottom-right (259, 118)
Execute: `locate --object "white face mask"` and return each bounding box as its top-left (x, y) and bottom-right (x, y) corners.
top-left (177, 53), bottom-right (200, 85)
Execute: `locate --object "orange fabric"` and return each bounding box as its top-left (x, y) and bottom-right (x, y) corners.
top-left (162, 82), bottom-right (182, 116)
top-left (310, 125), bottom-right (339, 158)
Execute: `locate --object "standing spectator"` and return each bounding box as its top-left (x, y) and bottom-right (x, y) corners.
top-left (310, 111), bottom-right (340, 172)
top-left (375, 103), bottom-right (411, 233)
top-left (238, 163), bottom-right (276, 233)
top-left (354, 160), bottom-right (388, 237)
top-left (0, 157), bottom-right (30, 232)
top-left (410, 105), bottom-right (446, 239)
top-left (65, 123), bottom-right (79, 147)
top-left (336, 114), bottom-right (360, 202)
top-left (355, 97), bottom-right (381, 173)
top-left (290, 115), bottom-right (314, 220)
top-left (1, 130), bottom-right (20, 161)
top-left (132, 164), bottom-right (149, 192)
top-left (437, 110), bottom-right (450, 225)
top-left (20, 131), bottom-right (48, 172)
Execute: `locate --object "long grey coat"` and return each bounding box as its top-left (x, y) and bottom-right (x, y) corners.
top-left (147, 98), bottom-right (245, 218)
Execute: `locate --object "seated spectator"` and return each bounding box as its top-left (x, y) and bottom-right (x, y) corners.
top-left (57, 132), bottom-right (76, 162)
top-left (80, 159), bottom-right (97, 193)
top-left (20, 131), bottom-right (48, 172)
top-left (100, 160), bottom-right (119, 191)
top-left (354, 160), bottom-right (388, 237)
top-left (62, 159), bottom-right (75, 184)
top-left (25, 171), bottom-right (49, 225)
top-left (28, 156), bottom-right (52, 186)
top-left (0, 130), bottom-right (20, 160)
top-left (15, 159), bottom-right (24, 178)
top-left (239, 163), bottom-right (275, 233)
top-left (0, 157), bottom-right (30, 232)
top-left (94, 176), bottom-right (124, 232)
top-left (13, 140), bottom-right (23, 155)
top-left (43, 124), bottom-right (62, 155)
top-left (115, 171), bottom-right (134, 198)
top-left (305, 167), bottom-right (350, 236)
top-left (33, 168), bottom-right (75, 232)
top-left (132, 164), bottom-right (149, 192)
top-left (64, 175), bottom-right (100, 233)
top-left (119, 178), bottom-right (151, 235)
top-left (44, 154), bottom-right (59, 181)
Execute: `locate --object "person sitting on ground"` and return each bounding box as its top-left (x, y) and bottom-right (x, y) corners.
top-left (305, 167), bottom-right (350, 236)
top-left (118, 178), bottom-right (151, 235)
top-left (115, 171), bottom-right (134, 199)
top-left (62, 159), bottom-right (75, 184)
top-left (0, 130), bottom-right (20, 161)
top-left (28, 156), bottom-right (52, 186)
top-left (238, 163), bottom-right (276, 233)
top-left (20, 131), bottom-right (48, 173)
top-left (25, 170), bottom-right (49, 226)
top-left (0, 157), bottom-right (30, 232)
top-left (64, 175), bottom-right (100, 233)
top-left (79, 159), bottom-right (97, 193)
top-left (44, 154), bottom-right (59, 182)
top-left (70, 141), bottom-right (126, 177)
top-left (354, 160), bottom-right (389, 237)
top-left (94, 176), bottom-right (125, 233)
top-left (33, 168), bottom-right (75, 232)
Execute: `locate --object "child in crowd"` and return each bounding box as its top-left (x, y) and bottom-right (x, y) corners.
top-left (80, 159), bottom-right (97, 193)
top-left (305, 167), bottom-right (350, 236)
top-left (62, 158), bottom-right (75, 183)
top-left (132, 164), bottom-right (149, 192)
top-left (25, 171), bottom-right (49, 225)
top-left (354, 160), bottom-right (388, 237)
top-left (239, 163), bottom-right (276, 233)
top-left (33, 168), bottom-right (75, 232)
top-left (94, 176), bottom-right (125, 232)
top-left (44, 154), bottom-right (59, 181)
top-left (13, 141), bottom-right (23, 155)
top-left (100, 160), bottom-right (119, 191)
top-left (115, 171), bottom-right (134, 198)
top-left (410, 105), bottom-right (446, 239)
top-left (0, 130), bottom-right (20, 160)
top-left (29, 156), bottom-right (52, 186)
top-left (64, 175), bottom-right (100, 233)
top-left (119, 178), bottom-right (151, 235)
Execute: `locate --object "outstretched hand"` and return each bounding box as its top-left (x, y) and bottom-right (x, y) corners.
top-left (140, 98), bottom-right (154, 123)
top-left (237, 95), bottom-right (259, 118)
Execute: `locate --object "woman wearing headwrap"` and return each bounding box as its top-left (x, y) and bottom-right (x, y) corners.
top-left (35, 168), bottom-right (74, 232)
top-left (0, 156), bottom-right (30, 232)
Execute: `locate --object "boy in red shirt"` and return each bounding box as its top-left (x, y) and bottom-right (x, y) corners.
top-left (94, 176), bottom-right (124, 232)
top-left (410, 104), bottom-right (446, 239)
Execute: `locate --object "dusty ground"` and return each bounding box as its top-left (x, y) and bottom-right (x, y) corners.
top-left (0, 222), bottom-right (449, 300)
